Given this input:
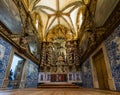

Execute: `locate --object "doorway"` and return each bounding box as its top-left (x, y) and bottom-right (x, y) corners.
top-left (92, 49), bottom-right (109, 90)
top-left (8, 54), bottom-right (25, 89)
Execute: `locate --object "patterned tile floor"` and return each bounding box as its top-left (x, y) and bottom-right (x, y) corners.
top-left (0, 88), bottom-right (120, 95)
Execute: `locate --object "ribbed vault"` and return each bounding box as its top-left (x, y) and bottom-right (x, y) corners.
top-left (23, 0), bottom-right (90, 42)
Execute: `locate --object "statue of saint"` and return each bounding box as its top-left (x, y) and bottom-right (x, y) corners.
top-left (56, 56), bottom-right (64, 73)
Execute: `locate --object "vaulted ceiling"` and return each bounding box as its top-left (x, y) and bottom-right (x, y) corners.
top-left (0, 0), bottom-right (119, 63)
top-left (23, 0), bottom-right (119, 42)
top-left (0, 0), bottom-right (119, 43)
top-left (33, 0), bottom-right (85, 35)
top-left (23, 0), bottom-right (90, 42)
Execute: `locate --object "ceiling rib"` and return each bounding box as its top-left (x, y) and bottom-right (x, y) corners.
top-left (69, 5), bottom-right (79, 13)
top-left (69, 16), bottom-right (75, 33)
top-left (30, 0), bottom-right (86, 41)
top-left (61, 16), bottom-right (72, 30)
top-left (44, 17), bottom-right (50, 34)
top-left (34, 5), bottom-right (56, 12)
top-left (56, 0), bottom-right (59, 11)
top-left (61, 1), bottom-right (82, 12)
top-left (33, 0), bottom-right (41, 7)
top-left (45, 17), bottom-right (57, 35)
top-left (57, 0), bottom-right (60, 24)
top-left (40, 9), bottom-right (49, 15)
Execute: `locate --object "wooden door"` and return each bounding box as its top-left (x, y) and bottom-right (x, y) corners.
top-left (93, 49), bottom-right (109, 90)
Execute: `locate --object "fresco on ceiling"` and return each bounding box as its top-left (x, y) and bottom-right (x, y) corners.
top-left (0, 0), bottom-right (22, 34)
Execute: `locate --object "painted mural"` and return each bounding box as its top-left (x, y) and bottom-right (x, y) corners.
top-left (25, 60), bottom-right (38, 88)
top-left (82, 59), bottom-right (93, 88)
top-left (105, 25), bottom-right (120, 91)
top-left (0, 37), bottom-right (12, 88)
top-left (0, 0), bottom-right (22, 34)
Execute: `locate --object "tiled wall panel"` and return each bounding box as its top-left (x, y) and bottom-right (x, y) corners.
top-left (82, 59), bottom-right (93, 88)
top-left (105, 25), bottom-right (120, 91)
top-left (25, 60), bottom-right (39, 88)
top-left (0, 37), bottom-right (12, 88)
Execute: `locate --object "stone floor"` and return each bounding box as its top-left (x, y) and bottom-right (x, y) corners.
top-left (0, 88), bottom-right (120, 95)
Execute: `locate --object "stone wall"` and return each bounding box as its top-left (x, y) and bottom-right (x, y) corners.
top-left (25, 60), bottom-right (39, 88)
top-left (105, 25), bottom-right (120, 91)
top-left (82, 59), bottom-right (93, 88)
top-left (0, 37), bottom-right (12, 88)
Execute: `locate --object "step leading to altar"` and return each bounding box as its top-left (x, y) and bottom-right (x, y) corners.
top-left (37, 83), bottom-right (80, 88)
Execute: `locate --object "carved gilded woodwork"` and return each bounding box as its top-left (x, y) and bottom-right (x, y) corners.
top-left (40, 40), bottom-right (80, 73)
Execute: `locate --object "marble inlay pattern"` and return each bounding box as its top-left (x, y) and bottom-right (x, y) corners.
top-left (25, 60), bottom-right (39, 88)
top-left (0, 37), bottom-right (12, 88)
top-left (105, 25), bottom-right (120, 91)
top-left (82, 59), bottom-right (93, 88)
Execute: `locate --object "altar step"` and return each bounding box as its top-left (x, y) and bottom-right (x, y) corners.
top-left (37, 83), bottom-right (80, 88)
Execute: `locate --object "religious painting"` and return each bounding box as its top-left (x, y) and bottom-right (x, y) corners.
top-left (0, 44), bottom-right (5, 60)
top-left (29, 37), bottom-right (38, 57)
top-left (0, 0), bottom-right (22, 34)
